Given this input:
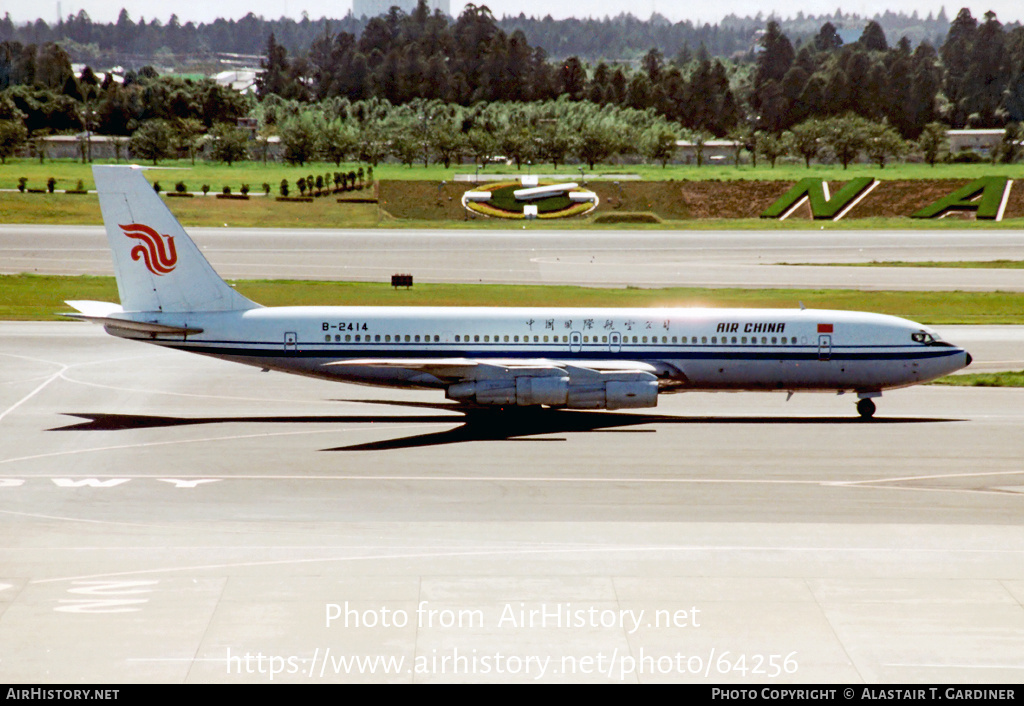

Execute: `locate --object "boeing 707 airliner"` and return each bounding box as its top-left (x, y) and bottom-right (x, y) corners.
top-left (65, 165), bottom-right (972, 419)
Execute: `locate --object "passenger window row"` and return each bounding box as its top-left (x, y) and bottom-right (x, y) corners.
top-left (320, 333), bottom-right (805, 345)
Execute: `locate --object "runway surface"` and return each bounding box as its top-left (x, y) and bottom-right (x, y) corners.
top-left (4, 225), bottom-right (1024, 290)
top-left (1, 322), bottom-right (1023, 683)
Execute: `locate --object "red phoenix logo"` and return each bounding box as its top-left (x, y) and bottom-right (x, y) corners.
top-left (120, 223), bottom-right (177, 275)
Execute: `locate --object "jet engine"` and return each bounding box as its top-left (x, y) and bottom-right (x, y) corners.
top-left (446, 366), bottom-right (658, 409)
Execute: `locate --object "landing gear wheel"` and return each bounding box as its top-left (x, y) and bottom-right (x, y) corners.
top-left (857, 398), bottom-right (876, 419)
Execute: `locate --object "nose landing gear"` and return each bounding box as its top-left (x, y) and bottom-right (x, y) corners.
top-left (856, 392), bottom-right (880, 419)
top-left (856, 398), bottom-right (876, 419)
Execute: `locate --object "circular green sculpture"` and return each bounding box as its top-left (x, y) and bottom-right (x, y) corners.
top-left (463, 181), bottom-right (599, 219)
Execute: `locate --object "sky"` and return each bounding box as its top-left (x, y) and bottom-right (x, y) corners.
top-left (5, 1), bottom-right (1023, 27)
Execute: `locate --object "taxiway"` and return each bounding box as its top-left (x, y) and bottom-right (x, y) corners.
top-left (3, 225), bottom-right (1024, 291)
top-left (1, 322), bottom-right (1022, 682)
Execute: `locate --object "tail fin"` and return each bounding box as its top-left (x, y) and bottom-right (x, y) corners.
top-left (92, 165), bottom-right (259, 313)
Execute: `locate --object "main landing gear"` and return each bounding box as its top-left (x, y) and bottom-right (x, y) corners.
top-left (856, 392), bottom-right (880, 419)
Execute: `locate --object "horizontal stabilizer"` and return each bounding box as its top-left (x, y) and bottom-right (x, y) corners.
top-left (64, 300), bottom-right (123, 318)
top-left (62, 300), bottom-right (202, 337)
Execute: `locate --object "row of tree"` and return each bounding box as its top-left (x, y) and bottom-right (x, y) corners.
top-left (2, 7), bottom-right (1023, 139)
top-left (751, 11), bottom-right (1024, 137)
top-left (0, 43), bottom-right (249, 136)
top-left (102, 98), bottom-right (691, 169)
top-left (261, 5), bottom-right (1023, 137)
top-left (1, 6), bottom-right (1023, 169)
top-left (10, 93), bottom-right (1009, 172)
top-left (0, 7), bottom-right (959, 66)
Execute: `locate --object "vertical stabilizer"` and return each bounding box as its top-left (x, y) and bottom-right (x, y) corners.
top-left (93, 165), bottom-right (259, 313)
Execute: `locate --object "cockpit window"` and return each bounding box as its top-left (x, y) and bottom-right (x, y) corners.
top-left (912, 331), bottom-right (952, 346)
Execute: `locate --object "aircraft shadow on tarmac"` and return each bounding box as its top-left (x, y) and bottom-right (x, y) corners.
top-left (49, 399), bottom-right (960, 452)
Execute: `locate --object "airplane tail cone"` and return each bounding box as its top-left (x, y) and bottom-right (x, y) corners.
top-left (92, 165), bottom-right (259, 314)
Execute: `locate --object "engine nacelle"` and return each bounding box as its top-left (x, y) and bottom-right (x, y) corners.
top-left (517, 375), bottom-right (569, 406)
top-left (447, 375), bottom-right (570, 406)
top-left (606, 380), bottom-right (658, 409)
top-left (446, 369), bottom-right (658, 409)
top-left (565, 379), bottom-right (658, 409)
top-left (447, 379), bottom-right (514, 405)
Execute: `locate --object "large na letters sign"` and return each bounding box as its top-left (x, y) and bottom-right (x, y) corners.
top-left (761, 177), bottom-right (1014, 221)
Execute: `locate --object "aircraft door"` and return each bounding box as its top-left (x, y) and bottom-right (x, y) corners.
top-left (817, 334), bottom-right (832, 361)
top-left (284, 331), bottom-right (298, 353)
top-left (609, 331), bottom-right (622, 353)
top-left (570, 331), bottom-right (582, 353)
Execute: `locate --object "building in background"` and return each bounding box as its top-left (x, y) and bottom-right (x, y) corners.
top-left (946, 129), bottom-right (1008, 158)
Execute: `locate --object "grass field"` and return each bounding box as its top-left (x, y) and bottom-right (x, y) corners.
top-left (3, 157), bottom-right (1023, 192)
top-left (788, 260), bottom-right (1024, 268)
top-left (3, 189), bottom-right (1024, 230)
top-left (1, 158), bottom-right (383, 192)
top-left (931, 371), bottom-right (1024, 386)
top-left (6, 273), bottom-right (1024, 324)
top-left (3, 157), bottom-right (1024, 228)
top-left (0, 190), bottom-right (382, 228)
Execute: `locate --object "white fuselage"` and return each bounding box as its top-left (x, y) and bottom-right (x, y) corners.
top-left (82, 165), bottom-right (972, 415)
top-left (109, 305), bottom-right (971, 398)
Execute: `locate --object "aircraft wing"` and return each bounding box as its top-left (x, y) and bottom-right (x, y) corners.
top-left (324, 357), bottom-right (662, 383)
top-left (325, 357), bottom-right (668, 407)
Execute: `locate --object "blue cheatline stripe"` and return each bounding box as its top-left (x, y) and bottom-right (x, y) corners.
top-left (160, 341), bottom-right (964, 363)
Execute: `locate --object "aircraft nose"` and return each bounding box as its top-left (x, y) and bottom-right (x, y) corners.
top-left (965, 351), bottom-right (973, 367)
